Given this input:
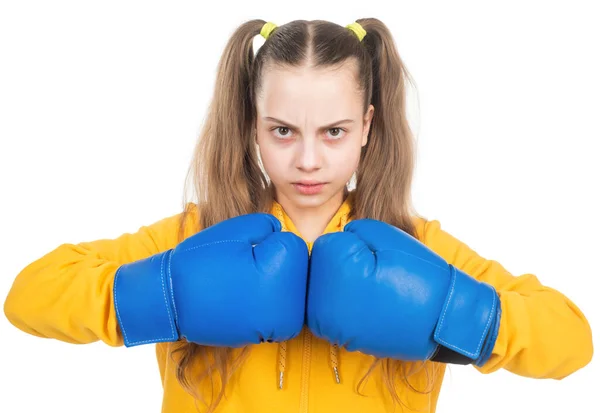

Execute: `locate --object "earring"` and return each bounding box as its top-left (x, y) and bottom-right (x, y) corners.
top-left (347, 171), bottom-right (357, 190)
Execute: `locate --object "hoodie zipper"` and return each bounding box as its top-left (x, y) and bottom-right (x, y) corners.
top-left (299, 327), bottom-right (312, 413)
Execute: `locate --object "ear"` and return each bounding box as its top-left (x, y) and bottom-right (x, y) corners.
top-left (362, 105), bottom-right (375, 147)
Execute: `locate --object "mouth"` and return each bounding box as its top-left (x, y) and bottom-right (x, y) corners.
top-left (292, 181), bottom-right (327, 195)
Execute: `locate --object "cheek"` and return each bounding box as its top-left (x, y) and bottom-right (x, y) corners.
top-left (257, 140), bottom-right (287, 179)
top-left (332, 140), bottom-right (362, 172)
top-left (336, 156), bottom-right (359, 181)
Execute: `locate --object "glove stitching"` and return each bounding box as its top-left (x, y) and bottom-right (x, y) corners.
top-left (159, 250), bottom-right (177, 342)
top-left (376, 247), bottom-right (449, 273)
top-left (179, 239), bottom-right (247, 254)
top-left (436, 270), bottom-right (496, 359)
top-left (165, 250), bottom-right (179, 335)
top-left (113, 265), bottom-right (130, 345)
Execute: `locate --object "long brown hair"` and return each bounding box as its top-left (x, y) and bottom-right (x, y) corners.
top-left (172, 18), bottom-right (436, 412)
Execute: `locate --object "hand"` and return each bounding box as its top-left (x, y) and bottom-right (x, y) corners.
top-left (114, 213), bottom-right (309, 347)
top-left (307, 218), bottom-right (501, 366)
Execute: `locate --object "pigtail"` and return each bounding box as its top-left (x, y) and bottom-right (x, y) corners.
top-left (175, 19), bottom-right (269, 413)
top-left (191, 19), bottom-right (271, 226)
top-left (352, 17), bottom-right (439, 408)
top-left (351, 19), bottom-right (419, 235)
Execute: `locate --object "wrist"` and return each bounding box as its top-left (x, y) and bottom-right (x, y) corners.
top-left (113, 249), bottom-right (180, 347)
top-left (431, 266), bottom-right (501, 366)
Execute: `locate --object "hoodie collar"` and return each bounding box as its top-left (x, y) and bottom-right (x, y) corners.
top-left (269, 193), bottom-right (353, 251)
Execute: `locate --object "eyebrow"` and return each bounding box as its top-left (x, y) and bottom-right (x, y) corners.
top-left (262, 117), bottom-right (355, 129)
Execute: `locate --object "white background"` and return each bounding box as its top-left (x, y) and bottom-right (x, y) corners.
top-left (1, 1), bottom-right (598, 412)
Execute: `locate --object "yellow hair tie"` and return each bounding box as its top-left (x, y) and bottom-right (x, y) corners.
top-left (260, 22), bottom-right (278, 40)
top-left (346, 22), bottom-right (366, 42)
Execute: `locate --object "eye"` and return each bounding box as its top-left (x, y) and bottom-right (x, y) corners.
top-left (327, 128), bottom-right (346, 140)
top-left (273, 127), bottom-right (293, 139)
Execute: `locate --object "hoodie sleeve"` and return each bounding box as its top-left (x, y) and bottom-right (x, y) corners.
top-left (414, 217), bottom-right (593, 379)
top-left (3, 204), bottom-right (198, 347)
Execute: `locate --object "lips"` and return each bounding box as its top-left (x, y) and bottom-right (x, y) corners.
top-left (293, 181), bottom-right (325, 186)
top-left (293, 181), bottom-right (326, 195)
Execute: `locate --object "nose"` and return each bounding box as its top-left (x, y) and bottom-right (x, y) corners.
top-left (295, 136), bottom-right (322, 172)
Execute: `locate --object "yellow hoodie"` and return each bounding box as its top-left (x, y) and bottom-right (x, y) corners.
top-left (4, 196), bottom-right (593, 412)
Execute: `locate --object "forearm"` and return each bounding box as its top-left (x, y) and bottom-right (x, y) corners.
top-left (415, 219), bottom-right (594, 378)
top-left (477, 282), bottom-right (593, 379)
top-left (4, 243), bottom-right (123, 346)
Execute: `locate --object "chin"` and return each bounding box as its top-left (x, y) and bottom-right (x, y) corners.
top-left (291, 194), bottom-right (328, 208)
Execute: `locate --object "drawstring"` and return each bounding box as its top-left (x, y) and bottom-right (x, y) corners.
top-left (278, 341), bottom-right (286, 389)
top-left (329, 213), bottom-right (347, 384)
top-left (330, 344), bottom-right (341, 383)
top-left (273, 204), bottom-right (289, 390)
top-left (273, 202), bottom-right (349, 389)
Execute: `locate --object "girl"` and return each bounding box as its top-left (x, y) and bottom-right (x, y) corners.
top-left (3, 18), bottom-right (593, 413)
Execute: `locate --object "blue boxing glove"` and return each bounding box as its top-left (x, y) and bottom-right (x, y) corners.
top-left (113, 213), bottom-right (309, 347)
top-left (307, 219), bottom-right (501, 366)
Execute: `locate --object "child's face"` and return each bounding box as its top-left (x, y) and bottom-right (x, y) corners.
top-left (255, 60), bottom-right (374, 211)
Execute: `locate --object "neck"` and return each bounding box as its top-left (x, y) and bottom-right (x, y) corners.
top-left (277, 189), bottom-right (347, 243)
